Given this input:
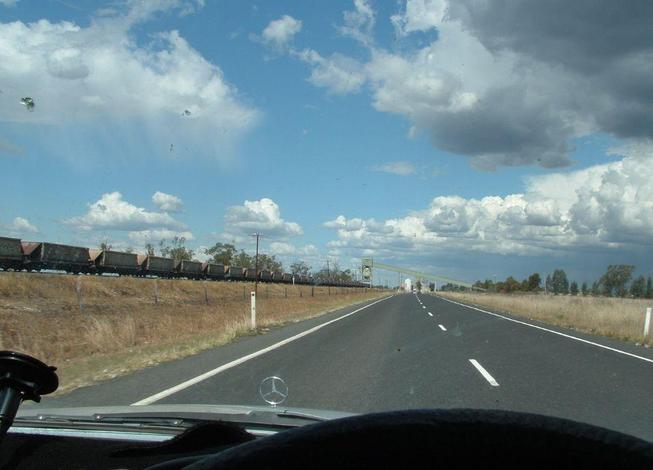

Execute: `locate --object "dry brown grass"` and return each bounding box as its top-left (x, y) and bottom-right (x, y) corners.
top-left (437, 291), bottom-right (652, 346)
top-left (0, 272), bottom-right (385, 393)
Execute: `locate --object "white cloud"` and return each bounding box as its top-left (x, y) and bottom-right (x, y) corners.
top-left (325, 146), bottom-right (653, 260)
top-left (391, 0), bottom-right (446, 37)
top-left (152, 191), bottom-right (183, 213)
top-left (4, 216), bottom-right (38, 234)
top-left (127, 229), bottom-right (194, 246)
top-left (0, 1), bottom-right (259, 162)
top-left (261, 15), bottom-right (302, 48)
top-left (295, 49), bottom-right (367, 95)
top-left (372, 161), bottom-right (416, 176)
top-left (0, 0), bottom-right (18, 7)
top-left (339, 0), bottom-right (375, 45)
top-left (67, 192), bottom-right (185, 231)
top-left (224, 198), bottom-right (303, 239)
top-left (269, 241), bottom-right (318, 256)
top-left (281, 0), bottom-right (653, 170)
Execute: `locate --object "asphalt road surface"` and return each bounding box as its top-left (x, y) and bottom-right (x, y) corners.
top-left (35, 293), bottom-right (653, 441)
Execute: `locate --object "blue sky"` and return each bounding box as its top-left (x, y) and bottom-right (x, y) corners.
top-left (2, 0), bottom-right (653, 286)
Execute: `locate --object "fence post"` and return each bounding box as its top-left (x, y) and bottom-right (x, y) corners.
top-left (243, 286), bottom-right (246, 300)
top-left (203, 281), bottom-right (209, 305)
top-left (284, 287), bottom-right (287, 298)
top-left (300, 288), bottom-right (303, 298)
top-left (645, 307), bottom-right (651, 337)
top-left (328, 286), bottom-right (331, 296)
top-left (311, 286), bottom-right (314, 297)
top-left (250, 291), bottom-right (256, 329)
top-left (154, 279), bottom-right (159, 304)
top-left (75, 276), bottom-right (83, 312)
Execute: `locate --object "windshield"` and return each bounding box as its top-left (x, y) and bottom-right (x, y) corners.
top-left (2, 0), bottom-right (652, 443)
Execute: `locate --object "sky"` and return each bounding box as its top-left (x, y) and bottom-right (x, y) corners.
top-left (1, 0), bottom-right (653, 286)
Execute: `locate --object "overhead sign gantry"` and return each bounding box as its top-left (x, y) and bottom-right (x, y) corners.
top-left (361, 258), bottom-right (474, 289)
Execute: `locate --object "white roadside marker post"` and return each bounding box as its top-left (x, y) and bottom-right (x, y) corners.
top-left (251, 291), bottom-right (257, 330)
top-left (644, 307), bottom-right (651, 337)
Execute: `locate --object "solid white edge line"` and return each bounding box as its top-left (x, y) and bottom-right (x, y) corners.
top-left (438, 324), bottom-right (446, 331)
top-left (469, 359), bottom-right (499, 386)
top-left (438, 296), bottom-right (653, 364)
top-left (427, 312), bottom-right (433, 317)
top-left (131, 295), bottom-right (394, 406)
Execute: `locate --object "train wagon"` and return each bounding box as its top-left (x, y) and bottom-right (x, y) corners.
top-left (203, 262), bottom-right (225, 280)
top-left (22, 242), bottom-right (91, 272)
top-left (138, 255), bottom-right (175, 277)
top-left (282, 273), bottom-right (293, 283)
top-left (90, 250), bottom-right (140, 275)
top-left (271, 272), bottom-right (284, 283)
top-left (175, 260), bottom-right (204, 279)
top-left (258, 270), bottom-right (272, 282)
top-left (225, 266), bottom-right (245, 281)
top-left (244, 268), bottom-right (257, 281)
top-left (0, 237), bottom-right (24, 270)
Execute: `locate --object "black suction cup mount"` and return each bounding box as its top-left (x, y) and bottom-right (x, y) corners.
top-left (0, 351), bottom-right (58, 440)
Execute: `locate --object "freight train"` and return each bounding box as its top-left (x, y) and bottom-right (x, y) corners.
top-left (0, 236), bottom-right (366, 287)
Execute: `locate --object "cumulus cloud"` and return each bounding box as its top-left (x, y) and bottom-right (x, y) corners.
top-left (4, 216), bottom-right (38, 234)
top-left (261, 15), bottom-right (302, 48)
top-left (295, 49), bottom-right (367, 95)
top-left (371, 161), bottom-right (416, 176)
top-left (127, 229), bottom-right (194, 247)
top-left (152, 191), bottom-right (183, 213)
top-left (224, 198), bottom-right (303, 239)
top-left (67, 192), bottom-right (185, 231)
top-left (391, 0), bottom-right (445, 36)
top-left (0, 0), bottom-right (19, 7)
top-left (280, 0), bottom-right (653, 170)
top-left (0, 0), bottom-right (259, 162)
top-left (338, 0), bottom-right (375, 45)
top-left (269, 241), bottom-right (318, 256)
top-left (325, 146), bottom-right (653, 260)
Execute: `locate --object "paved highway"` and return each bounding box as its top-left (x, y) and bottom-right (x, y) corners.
top-left (35, 293), bottom-right (653, 441)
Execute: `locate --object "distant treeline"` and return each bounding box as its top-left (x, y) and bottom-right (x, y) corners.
top-left (441, 265), bottom-right (653, 298)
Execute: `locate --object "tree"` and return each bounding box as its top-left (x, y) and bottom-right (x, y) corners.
top-left (545, 274), bottom-right (553, 294)
top-left (232, 250), bottom-right (253, 268)
top-left (99, 241), bottom-right (112, 251)
top-left (646, 276), bottom-right (653, 299)
top-left (257, 253), bottom-right (283, 273)
top-left (503, 276), bottom-right (520, 293)
top-left (630, 275), bottom-right (646, 298)
top-left (551, 269), bottom-right (569, 295)
top-left (159, 237), bottom-right (194, 261)
top-left (205, 243), bottom-right (237, 265)
top-left (581, 282), bottom-right (588, 296)
top-left (591, 281), bottom-right (600, 296)
top-left (428, 282), bottom-right (435, 292)
top-left (570, 281), bottom-right (579, 296)
top-left (415, 280), bottom-right (423, 292)
top-left (145, 243), bottom-right (156, 256)
top-left (600, 265), bottom-right (635, 297)
top-left (290, 261), bottom-right (311, 277)
top-left (527, 273), bottom-right (541, 291)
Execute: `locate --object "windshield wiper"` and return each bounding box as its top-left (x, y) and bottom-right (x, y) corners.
top-left (15, 414), bottom-right (192, 427)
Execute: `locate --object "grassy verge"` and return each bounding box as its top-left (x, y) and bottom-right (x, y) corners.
top-left (0, 272), bottom-right (386, 394)
top-left (436, 291), bottom-right (652, 347)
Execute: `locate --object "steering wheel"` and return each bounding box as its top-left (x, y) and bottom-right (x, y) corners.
top-left (164, 409), bottom-right (653, 469)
